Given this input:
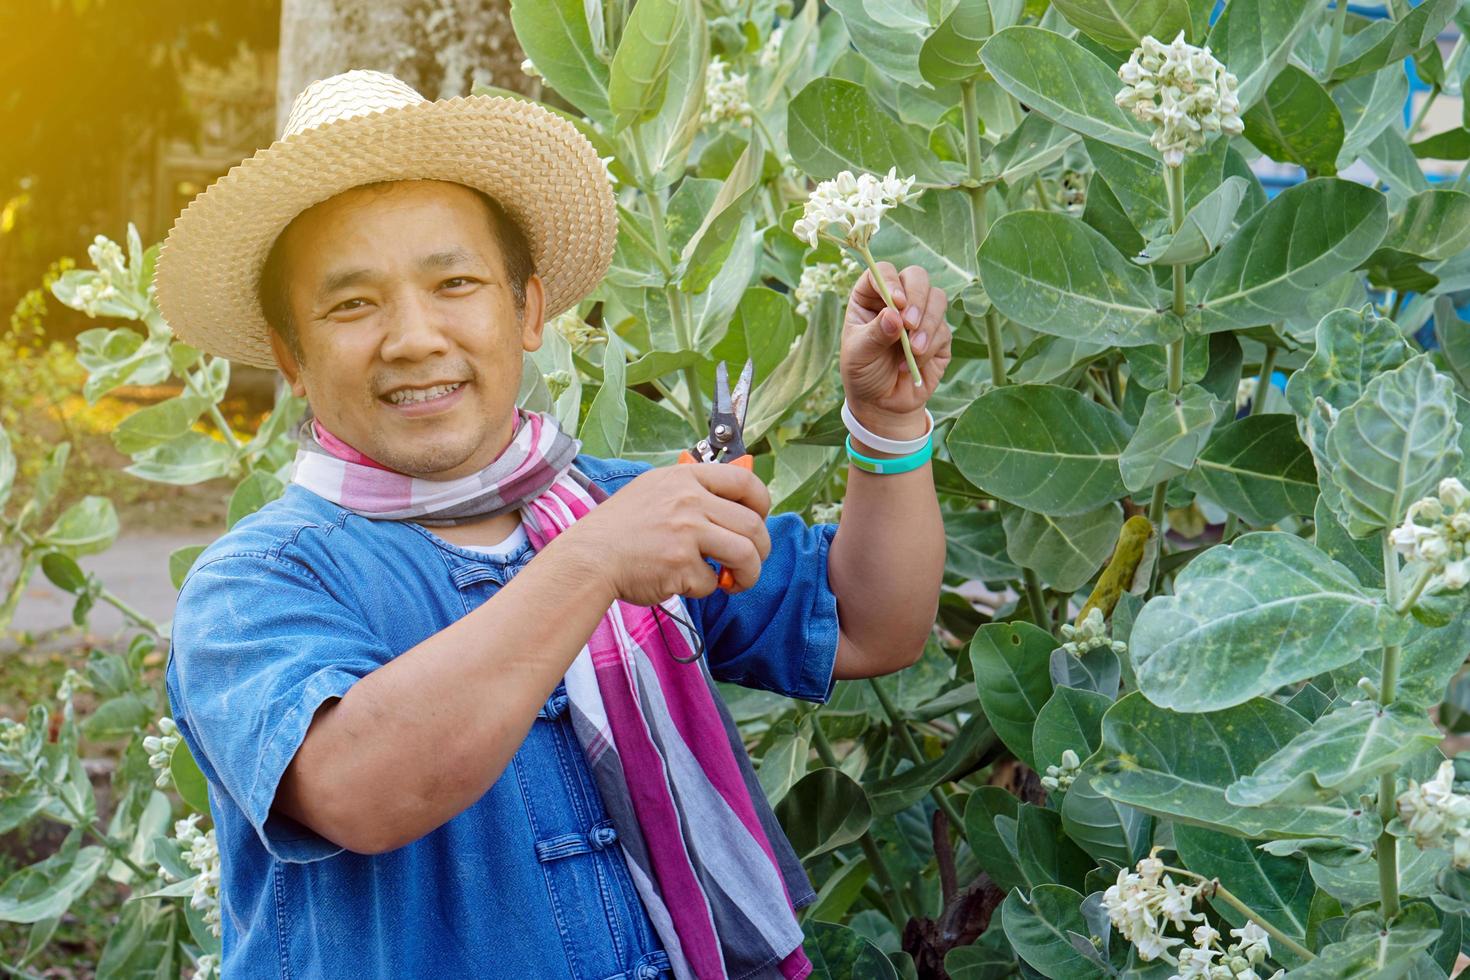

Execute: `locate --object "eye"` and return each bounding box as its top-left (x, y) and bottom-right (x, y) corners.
top-left (330, 298), bottom-right (369, 314)
top-left (440, 276), bottom-right (479, 290)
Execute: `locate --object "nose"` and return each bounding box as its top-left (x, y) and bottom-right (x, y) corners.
top-left (379, 288), bottom-right (451, 362)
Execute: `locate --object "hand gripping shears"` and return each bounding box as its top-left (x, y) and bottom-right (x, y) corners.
top-left (677, 358), bottom-right (755, 591)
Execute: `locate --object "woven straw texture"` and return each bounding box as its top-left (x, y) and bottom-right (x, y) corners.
top-left (152, 71), bottom-right (617, 370)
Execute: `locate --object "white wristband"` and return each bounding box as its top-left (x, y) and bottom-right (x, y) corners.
top-left (840, 399), bottom-right (934, 454)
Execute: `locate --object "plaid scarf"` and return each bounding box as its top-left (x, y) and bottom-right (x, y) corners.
top-left (289, 407), bottom-right (814, 980)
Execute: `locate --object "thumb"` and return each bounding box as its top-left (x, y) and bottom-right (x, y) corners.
top-left (854, 306), bottom-right (904, 359)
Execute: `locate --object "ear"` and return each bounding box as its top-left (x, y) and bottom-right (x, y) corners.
top-left (519, 273), bottom-right (547, 353)
top-left (267, 328), bottom-right (308, 398)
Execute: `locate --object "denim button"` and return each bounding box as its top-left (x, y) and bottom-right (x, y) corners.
top-left (538, 692), bottom-right (570, 721)
top-left (590, 824), bottom-right (618, 849)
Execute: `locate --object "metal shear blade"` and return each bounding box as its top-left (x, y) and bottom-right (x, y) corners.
top-left (710, 358), bottom-right (753, 460)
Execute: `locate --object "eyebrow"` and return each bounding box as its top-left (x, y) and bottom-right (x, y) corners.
top-left (315, 248), bottom-right (481, 301)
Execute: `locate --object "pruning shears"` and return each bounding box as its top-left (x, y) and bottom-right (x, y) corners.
top-left (677, 357), bottom-right (755, 591)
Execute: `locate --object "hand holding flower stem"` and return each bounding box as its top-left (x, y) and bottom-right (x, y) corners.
top-left (796, 168), bottom-right (925, 387)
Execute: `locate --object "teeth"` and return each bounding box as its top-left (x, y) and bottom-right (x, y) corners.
top-left (388, 382), bottom-right (462, 405)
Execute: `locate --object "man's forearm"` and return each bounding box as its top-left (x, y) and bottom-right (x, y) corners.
top-left (827, 410), bottom-right (945, 676)
top-left (275, 532), bottom-right (615, 854)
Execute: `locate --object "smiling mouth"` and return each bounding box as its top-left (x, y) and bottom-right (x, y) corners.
top-left (382, 381), bottom-right (466, 406)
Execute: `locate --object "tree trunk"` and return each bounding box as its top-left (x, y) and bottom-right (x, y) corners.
top-left (275, 0), bottom-right (531, 134)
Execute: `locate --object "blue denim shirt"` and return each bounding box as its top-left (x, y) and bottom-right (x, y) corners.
top-left (164, 453), bottom-right (840, 979)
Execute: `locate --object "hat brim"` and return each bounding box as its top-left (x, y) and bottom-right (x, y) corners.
top-left (152, 94), bottom-right (617, 370)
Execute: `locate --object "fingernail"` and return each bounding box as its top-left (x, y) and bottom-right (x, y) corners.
top-left (904, 305), bottom-right (921, 326)
top-left (914, 330), bottom-right (928, 352)
top-left (883, 311), bottom-right (900, 334)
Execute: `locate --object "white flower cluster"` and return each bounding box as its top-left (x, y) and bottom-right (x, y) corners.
top-left (1115, 32), bottom-right (1243, 168)
top-left (793, 255), bottom-right (861, 318)
top-left (1104, 854), bottom-right (1205, 961)
top-left (0, 718), bottom-right (26, 760)
top-left (544, 369), bottom-right (573, 402)
top-left (598, 155), bottom-right (618, 188)
top-left (520, 57), bottom-right (540, 79)
top-left (191, 953), bottom-right (219, 980)
top-left (170, 814), bottom-right (222, 938)
top-left (56, 668), bottom-right (92, 703)
top-left (1235, 377), bottom-right (1257, 413)
top-left (1390, 478), bottom-right (1470, 593)
top-left (759, 26), bottom-right (785, 69)
top-left (550, 309), bottom-right (605, 353)
top-left (1040, 749), bottom-right (1081, 794)
top-left (793, 169), bottom-right (918, 250)
top-left (142, 717), bottom-right (180, 789)
top-left (1396, 759), bottom-right (1470, 869)
top-left (1060, 607), bottom-right (1127, 658)
top-left (1174, 923), bottom-right (1280, 980)
top-left (810, 501), bottom-right (843, 525)
top-left (701, 56), bottom-right (753, 126)
top-left (71, 234), bottom-right (129, 317)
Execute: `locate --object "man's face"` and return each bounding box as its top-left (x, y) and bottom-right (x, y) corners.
top-left (267, 180), bottom-right (545, 480)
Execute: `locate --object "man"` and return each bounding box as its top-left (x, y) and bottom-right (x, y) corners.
top-left (155, 69), bottom-right (951, 978)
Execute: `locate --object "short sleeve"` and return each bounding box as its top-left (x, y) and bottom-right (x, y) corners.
top-left (167, 553), bottom-right (394, 863)
top-left (691, 515), bottom-right (841, 703)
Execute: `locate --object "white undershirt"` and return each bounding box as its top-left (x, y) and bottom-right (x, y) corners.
top-left (457, 522), bottom-right (529, 558)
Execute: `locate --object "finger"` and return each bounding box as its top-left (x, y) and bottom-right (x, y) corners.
top-left (856, 306), bottom-right (907, 357)
top-left (695, 523), bottom-right (763, 592)
top-left (912, 287), bottom-right (947, 356)
top-left (705, 494), bottom-right (772, 562)
top-left (874, 261), bottom-right (906, 309)
top-left (897, 266), bottom-right (930, 328)
top-left (685, 462), bottom-right (771, 518)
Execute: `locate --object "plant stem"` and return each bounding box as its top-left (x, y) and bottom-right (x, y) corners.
top-left (1407, 84), bottom-right (1441, 142)
top-left (810, 721), bottom-right (913, 921)
top-left (1083, 371), bottom-right (1119, 411)
top-left (1395, 564), bottom-right (1436, 615)
top-left (1325, 1), bottom-right (1350, 81)
top-left (855, 242), bottom-right (924, 387)
top-left (0, 961), bottom-right (46, 980)
top-left (40, 766), bottom-right (155, 882)
top-left (867, 679), bottom-right (965, 827)
top-left (1251, 346), bottom-right (1277, 417)
top-left (1148, 166), bottom-right (1190, 550)
top-left (648, 377), bottom-right (698, 431)
top-left (960, 80), bottom-right (988, 244)
top-left (1167, 166), bottom-right (1188, 321)
top-left (631, 137), bottom-right (706, 427)
top-left (184, 364), bottom-right (242, 452)
top-left (1377, 531), bottom-right (1404, 919)
top-left (1210, 882), bottom-right (1317, 962)
top-left (1022, 567), bottom-right (1049, 631)
top-left (985, 311), bottom-right (1008, 387)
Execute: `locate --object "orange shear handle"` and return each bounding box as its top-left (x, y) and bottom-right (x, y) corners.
top-left (676, 452), bottom-right (754, 589)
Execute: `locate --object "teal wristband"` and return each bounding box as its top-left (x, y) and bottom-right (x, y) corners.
top-left (846, 433), bottom-right (933, 474)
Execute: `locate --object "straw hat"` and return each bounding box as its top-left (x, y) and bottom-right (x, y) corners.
top-left (152, 69), bottom-right (617, 370)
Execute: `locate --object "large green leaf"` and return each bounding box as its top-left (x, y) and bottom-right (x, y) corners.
top-left (947, 384), bottom-right (1133, 516)
top-left (110, 395), bottom-right (211, 455)
top-left (510, 0), bottom-right (612, 127)
top-left (1311, 838), bottom-right (1448, 911)
top-left (1032, 686), bottom-right (1109, 775)
top-left (775, 767), bottom-right (873, 860)
top-left (1061, 769), bottom-right (1153, 868)
top-left (1329, 0), bottom-right (1457, 82)
top-left (871, 189), bottom-right (979, 296)
top-left (579, 331), bottom-right (629, 457)
top-left (742, 291), bottom-right (839, 445)
top-left (787, 77), bottom-right (954, 183)
top-left (1325, 355), bottom-right (1462, 536)
top-left (1000, 885), bottom-right (1107, 980)
top-left (1288, 904), bottom-right (1441, 979)
top-left (1050, 0), bottom-right (1192, 50)
top-left (985, 114), bottom-right (1080, 186)
top-left (122, 431), bottom-right (233, 485)
top-left (1000, 501), bottom-right (1123, 592)
top-left (1090, 692), bottom-right (1375, 839)
top-left (1285, 307), bottom-right (1411, 418)
top-left (1015, 804), bottom-right (1092, 892)
top-left (226, 470), bottom-right (285, 531)
top-left (0, 832), bottom-right (108, 924)
top-left (970, 621), bottom-right (1055, 770)
top-left (1130, 531), bottom-right (1395, 711)
top-left (1135, 176), bottom-right (1249, 266)
top-left (1085, 137), bottom-right (1228, 240)
top-left (41, 496), bottom-right (118, 557)
top-left (827, 0), bottom-right (933, 91)
top-left (979, 210), bottom-right (1176, 347)
top-left (1193, 178), bottom-right (1389, 333)
top-left (95, 898), bottom-right (178, 978)
top-left (1173, 824), bottom-right (1314, 946)
top-left (1204, 0), bottom-right (1319, 110)
top-left (679, 131), bottom-right (764, 294)
top-left (943, 509), bottom-right (1022, 582)
top-left (607, 0), bottom-right (687, 131)
top-left (963, 787), bottom-right (1026, 894)
top-left (803, 920), bottom-right (900, 980)
top-left (1183, 414), bottom-right (1320, 526)
top-left (866, 714), bottom-right (995, 817)
top-left (919, 0), bottom-right (1025, 85)
top-left (1334, 66), bottom-right (1409, 169)
top-left (1374, 189), bottom-right (1470, 263)
top-left (1118, 383), bottom-right (1220, 493)
top-left (1226, 701), bottom-right (1442, 806)
top-left (980, 27), bottom-right (1154, 155)
top-left (1242, 65), bottom-right (1344, 174)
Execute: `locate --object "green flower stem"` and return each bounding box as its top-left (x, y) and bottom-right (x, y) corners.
top-left (985, 311), bottom-right (1008, 387)
top-left (1149, 165), bottom-right (1190, 547)
top-left (1326, 1), bottom-right (1350, 80)
top-left (1161, 864), bottom-right (1316, 962)
top-left (810, 720), bottom-right (914, 921)
top-left (866, 678), bottom-right (965, 828)
top-left (854, 242), bottom-right (925, 388)
top-left (1022, 567), bottom-right (1050, 631)
top-left (647, 377), bottom-right (700, 432)
top-left (1407, 84), bottom-right (1441, 142)
top-left (960, 80), bottom-right (1008, 388)
top-left (1395, 564), bottom-right (1436, 616)
top-left (1377, 531), bottom-right (1405, 919)
top-left (0, 960), bottom-right (47, 980)
top-left (1083, 371), bottom-right (1119, 412)
top-left (182, 362), bottom-right (242, 453)
top-left (630, 136), bottom-right (706, 426)
top-left (39, 761), bottom-right (155, 882)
